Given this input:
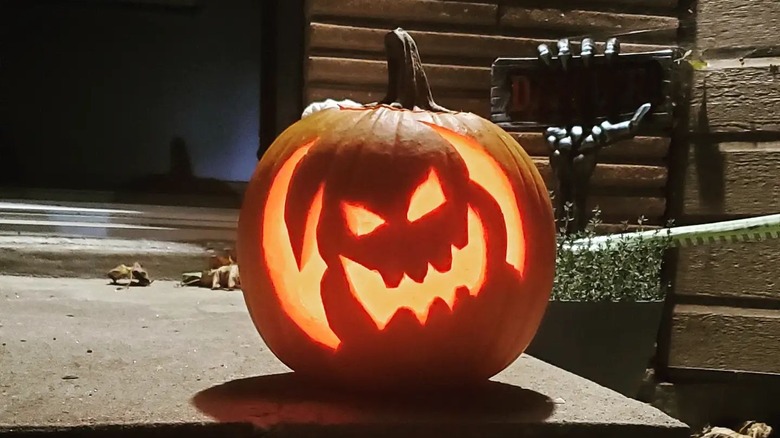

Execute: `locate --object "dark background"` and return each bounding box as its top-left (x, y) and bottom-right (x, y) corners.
top-left (0, 0), bottom-right (304, 202)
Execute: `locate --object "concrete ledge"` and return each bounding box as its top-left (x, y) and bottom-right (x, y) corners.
top-left (0, 200), bottom-right (238, 243)
top-left (0, 200), bottom-right (239, 280)
top-left (0, 237), bottom-right (231, 281)
top-left (0, 276), bottom-right (689, 437)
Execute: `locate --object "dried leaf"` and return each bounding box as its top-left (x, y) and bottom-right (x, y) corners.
top-left (687, 58), bottom-right (709, 70)
top-left (674, 49), bottom-right (708, 70)
top-left (209, 264), bottom-right (240, 290)
top-left (228, 264), bottom-right (240, 289)
top-left (180, 271), bottom-right (204, 287)
top-left (180, 248), bottom-right (241, 290)
top-left (179, 264), bottom-right (240, 290)
top-left (107, 262), bottom-right (152, 288)
top-left (209, 254), bottom-right (231, 270)
top-left (107, 264), bottom-right (132, 284)
top-left (131, 262), bottom-right (152, 287)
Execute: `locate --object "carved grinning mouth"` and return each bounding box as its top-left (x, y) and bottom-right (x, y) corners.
top-left (339, 207), bottom-right (487, 330)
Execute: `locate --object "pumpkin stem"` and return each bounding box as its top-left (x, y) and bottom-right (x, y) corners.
top-left (380, 28), bottom-right (452, 112)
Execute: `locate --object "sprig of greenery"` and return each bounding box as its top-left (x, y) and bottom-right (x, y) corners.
top-left (552, 203), bottom-right (673, 302)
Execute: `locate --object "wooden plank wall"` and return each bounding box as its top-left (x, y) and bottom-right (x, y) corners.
top-left (304, 0), bottom-right (679, 226)
top-left (663, 0), bottom-right (780, 379)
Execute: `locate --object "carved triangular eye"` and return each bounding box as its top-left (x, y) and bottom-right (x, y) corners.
top-left (343, 202), bottom-right (385, 236)
top-left (407, 169), bottom-right (446, 222)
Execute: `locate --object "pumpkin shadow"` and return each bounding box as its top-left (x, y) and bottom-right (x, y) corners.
top-left (191, 372), bottom-right (555, 430)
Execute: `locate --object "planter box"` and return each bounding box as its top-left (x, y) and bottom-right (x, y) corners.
top-left (526, 300), bottom-right (664, 397)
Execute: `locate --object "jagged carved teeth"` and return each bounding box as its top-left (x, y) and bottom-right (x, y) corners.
top-left (407, 262), bottom-right (429, 284)
top-left (376, 253), bottom-right (454, 288)
top-left (380, 270), bottom-right (404, 288)
top-left (430, 249), bottom-right (454, 273)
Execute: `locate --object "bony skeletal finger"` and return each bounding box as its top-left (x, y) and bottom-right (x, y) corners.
top-left (581, 38), bottom-right (594, 66)
top-left (580, 135), bottom-right (598, 152)
top-left (537, 43), bottom-right (552, 65)
top-left (610, 120), bottom-right (632, 133)
top-left (605, 38), bottom-right (620, 61)
top-left (570, 125), bottom-right (584, 145)
top-left (547, 126), bottom-right (567, 137)
top-left (630, 103), bottom-right (652, 127)
top-left (597, 117), bottom-right (640, 146)
top-left (590, 125), bottom-right (604, 142)
top-left (557, 39), bottom-right (571, 70)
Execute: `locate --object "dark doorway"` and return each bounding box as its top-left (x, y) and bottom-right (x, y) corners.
top-left (1, 0), bottom-right (270, 207)
top-left (258, 0), bottom-right (305, 160)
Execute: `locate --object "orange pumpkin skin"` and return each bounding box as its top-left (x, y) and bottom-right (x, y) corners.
top-left (238, 28), bottom-right (555, 390)
top-left (238, 105), bottom-right (556, 390)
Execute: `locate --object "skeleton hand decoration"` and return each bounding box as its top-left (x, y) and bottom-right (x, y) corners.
top-left (545, 103), bottom-right (651, 155)
top-left (538, 37), bottom-right (652, 233)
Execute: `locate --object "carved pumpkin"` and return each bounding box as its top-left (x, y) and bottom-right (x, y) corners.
top-left (238, 29), bottom-right (556, 390)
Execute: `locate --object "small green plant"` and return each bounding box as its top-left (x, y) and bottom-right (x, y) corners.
top-left (553, 204), bottom-right (673, 302)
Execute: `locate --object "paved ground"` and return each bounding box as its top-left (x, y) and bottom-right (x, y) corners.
top-left (0, 276), bottom-right (688, 437)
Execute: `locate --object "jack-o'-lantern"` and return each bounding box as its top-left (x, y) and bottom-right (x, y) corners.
top-left (238, 28), bottom-right (556, 390)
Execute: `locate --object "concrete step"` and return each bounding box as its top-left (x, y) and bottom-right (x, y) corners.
top-left (0, 276), bottom-right (690, 437)
top-left (0, 200), bottom-right (238, 280)
top-left (0, 200), bottom-right (238, 242)
top-left (0, 236), bottom-right (231, 281)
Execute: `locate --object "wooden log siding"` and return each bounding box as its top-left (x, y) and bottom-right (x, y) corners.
top-left (676, 239), bottom-right (780, 301)
top-left (661, 0), bottom-right (780, 381)
top-left (534, 159), bottom-right (667, 191)
top-left (695, 0), bottom-right (780, 57)
top-left (307, 23), bottom-right (673, 65)
top-left (669, 71), bottom-right (780, 377)
top-left (305, 1), bottom-right (681, 115)
top-left (682, 142), bottom-right (780, 218)
top-left (499, 8), bottom-right (678, 43)
top-left (690, 64), bottom-right (780, 134)
top-left (305, 0), bottom-right (679, 224)
top-left (668, 305), bottom-right (780, 375)
top-left (307, 57), bottom-right (489, 92)
top-left (307, 0), bottom-right (499, 27)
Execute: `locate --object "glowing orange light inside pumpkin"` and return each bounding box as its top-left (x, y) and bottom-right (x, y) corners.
top-left (407, 169), bottom-right (446, 222)
top-left (343, 202), bottom-right (386, 236)
top-left (341, 206), bottom-right (486, 329)
top-left (261, 123), bottom-right (527, 350)
top-left (262, 139), bottom-right (341, 349)
top-left (423, 123), bottom-right (526, 274)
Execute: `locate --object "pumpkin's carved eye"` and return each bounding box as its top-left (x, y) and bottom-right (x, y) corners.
top-left (343, 202), bottom-right (386, 236)
top-left (407, 169), bottom-right (446, 222)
